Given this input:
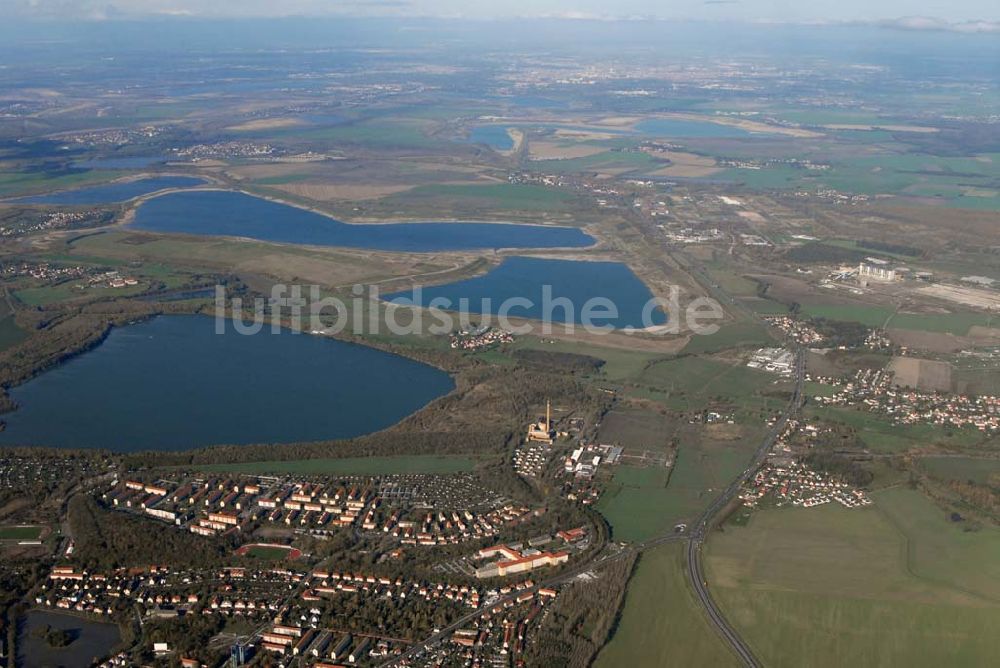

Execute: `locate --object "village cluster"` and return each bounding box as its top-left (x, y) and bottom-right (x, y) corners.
top-left (764, 315), bottom-right (825, 345)
top-left (812, 368), bottom-right (1000, 433)
top-left (448, 326), bottom-right (514, 351)
top-left (172, 141), bottom-right (279, 160)
top-left (740, 462), bottom-right (872, 510)
top-left (0, 452), bottom-right (111, 494)
top-left (0, 210), bottom-right (110, 237)
top-left (62, 125), bottom-right (165, 145)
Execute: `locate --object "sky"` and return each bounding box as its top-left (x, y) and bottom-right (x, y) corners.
top-left (4, 0), bottom-right (999, 29)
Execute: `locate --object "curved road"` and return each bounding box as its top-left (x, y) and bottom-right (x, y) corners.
top-left (684, 347), bottom-right (805, 667)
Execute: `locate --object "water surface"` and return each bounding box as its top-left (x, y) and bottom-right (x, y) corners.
top-left (133, 190), bottom-right (594, 251)
top-left (386, 256), bottom-right (666, 329)
top-left (11, 176), bottom-right (204, 205)
top-left (467, 126), bottom-right (514, 150)
top-left (0, 315), bottom-right (454, 450)
top-left (17, 610), bottom-right (121, 668)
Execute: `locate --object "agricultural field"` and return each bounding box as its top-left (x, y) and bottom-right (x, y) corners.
top-left (384, 183), bottom-right (579, 212)
top-left (595, 406), bottom-right (673, 452)
top-left (598, 425), bottom-right (758, 543)
top-left (682, 321), bottom-right (774, 354)
top-left (635, 355), bottom-right (787, 413)
top-left (0, 168), bottom-right (117, 197)
top-left (596, 466), bottom-right (674, 542)
top-left (918, 456), bottom-right (1000, 485)
top-left (706, 488), bottom-right (1000, 667)
top-left (192, 455), bottom-right (478, 476)
top-left (595, 542), bottom-right (737, 668)
top-left (716, 152), bottom-right (1000, 211)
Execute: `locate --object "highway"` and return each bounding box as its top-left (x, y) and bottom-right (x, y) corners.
top-left (683, 347), bottom-right (806, 668)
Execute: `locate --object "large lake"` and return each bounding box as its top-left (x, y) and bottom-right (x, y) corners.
top-left (132, 190), bottom-right (594, 252)
top-left (386, 256), bottom-right (666, 329)
top-left (466, 126), bottom-right (515, 150)
top-left (0, 315), bottom-right (454, 451)
top-left (10, 176), bottom-right (205, 205)
top-left (17, 609), bottom-right (121, 668)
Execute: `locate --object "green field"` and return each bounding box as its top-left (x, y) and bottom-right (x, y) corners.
top-left (530, 150), bottom-right (658, 174)
top-left (706, 488), bottom-right (1000, 667)
top-left (195, 455), bottom-right (477, 476)
top-left (683, 321), bottom-right (774, 354)
top-left (919, 456), bottom-right (1000, 484)
top-left (288, 120), bottom-right (438, 148)
top-left (510, 336), bottom-right (665, 382)
top-left (636, 355), bottom-right (784, 411)
top-left (595, 542), bottom-right (737, 668)
top-left (715, 152), bottom-right (1000, 210)
top-left (737, 297), bottom-right (789, 315)
top-left (798, 304), bottom-right (896, 328)
top-left (0, 169), bottom-right (117, 197)
top-left (598, 433), bottom-right (756, 543)
top-left (0, 315), bottom-right (26, 352)
top-left (0, 526), bottom-right (43, 540)
top-left (397, 183), bottom-right (577, 211)
top-left (596, 466), bottom-right (674, 542)
top-left (807, 405), bottom-right (984, 452)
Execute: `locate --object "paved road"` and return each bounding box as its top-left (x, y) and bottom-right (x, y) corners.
top-left (682, 348), bottom-right (805, 667)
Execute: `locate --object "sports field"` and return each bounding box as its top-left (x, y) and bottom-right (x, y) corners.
top-left (197, 455), bottom-right (477, 476)
top-left (236, 543), bottom-right (302, 560)
top-left (594, 542), bottom-right (736, 667)
top-left (0, 525), bottom-right (44, 540)
top-left (706, 488), bottom-right (1000, 667)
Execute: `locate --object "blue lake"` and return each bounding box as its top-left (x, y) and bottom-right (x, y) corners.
top-left (467, 126), bottom-right (515, 150)
top-left (17, 610), bottom-right (121, 668)
top-left (635, 118), bottom-right (756, 138)
top-left (0, 315), bottom-right (454, 451)
top-left (386, 256), bottom-right (666, 329)
top-left (11, 176), bottom-right (205, 205)
top-left (132, 190), bottom-right (594, 252)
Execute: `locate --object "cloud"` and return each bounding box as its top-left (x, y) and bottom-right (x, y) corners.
top-left (880, 16), bottom-right (1000, 33)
